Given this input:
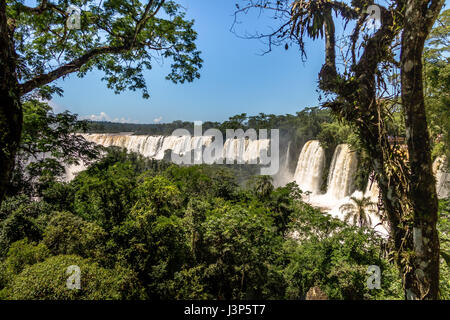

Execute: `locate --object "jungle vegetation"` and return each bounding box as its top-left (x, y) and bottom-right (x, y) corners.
top-left (0, 1), bottom-right (448, 300)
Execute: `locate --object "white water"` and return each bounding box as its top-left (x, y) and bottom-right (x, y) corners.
top-left (285, 141), bottom-right (291, 170)
top-left (433, 156), bottom-right (450, 199)
top-left (325, 144), bottom-right (358, 200)
top-left (65, 162), bottom-right (88, 181)
top-left (82, 133), bottom-right (214, 160)
top-left (291, 143), bottom-right (386, 235)
top-left (81, 133), bottom-right (271, 164)
top-left (364, 177), bottom-right (379, 203)
top-left (293, 140), bottom-right (325, 194)
top-left (273, 141), bottom-right (293, 187)
top-left (326, 189), bottom-right (388, 236)
top-left (67, 135), bottom-right (448, 236)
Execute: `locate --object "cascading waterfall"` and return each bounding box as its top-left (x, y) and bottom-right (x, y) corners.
top-left (67, 134), bottom-right (450, 237)
top-left (362, 157), bottom-right (449, 202)
top-left (219, 137), bottom-right (269, 164)
top-left (82, 133), bottom-right (209, 161)
top-left (65, 162), bottom-right (87, 181)
top-left (222, 138), bottom-right (241, 163)
top-left (325, 144), bottom-right (358, 200)
top-left (141, 136), bottom-right (165, 158)
top-left (82, 133), bottom-right (269, 164)
top-left (272, 141), bottom-right (293, 188)
top-left (364, 177), bottom-right (379, 203)
top-left (285, 141), bottom-right (291, 170)
top-left (293, 140), bottom-right (325, 194)
top-left (433, 156), bottom-right (449, 199)
top-left (78, 135), bottom-right (449, 202)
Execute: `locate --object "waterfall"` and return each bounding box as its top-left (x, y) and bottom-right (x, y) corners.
top-left (362, 156), bottom-right (449, 202)
top-left (364, 176), bottom-right (379, 203)
top-left (244, 138), bottom-right (266, 163)
top-left (285, 141), bottom-right (291, 170)
top-left (211, 137), bottom-right (270, 164)
top-left (222, 138), bottom-right (241, 163)
top-left (293, 140), bottom-right (325, 194)
top-left (326, 144), bottom-right (358, 200)
top-left (83, 135), bottom-right (450, 202)
top-left (82, 133), bottom-right (269, 165)
top-left (433, 156), bottom-right (449, 199)
top-left (141, 136), bottom-right (165, 158)
top-left (65, 162), bottom-right (87, 181)
top-left (220, 137), bottom-right (269, 164)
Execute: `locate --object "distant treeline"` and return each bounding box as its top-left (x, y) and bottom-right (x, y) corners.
top-left (85, 120), bottom-right (222, 136)
top-left (83, 108), bottom-right (343, 187)
top-left (83, 107), bottom-right (411, 192)
top-left (83, 108), bottom-right (333, 138)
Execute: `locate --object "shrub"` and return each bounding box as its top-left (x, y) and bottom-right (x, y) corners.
top-left (2, 255), bottom-right (144, 300)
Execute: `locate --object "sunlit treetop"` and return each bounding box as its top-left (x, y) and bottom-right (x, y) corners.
top-left (7, 0), bottom-right (202, 99)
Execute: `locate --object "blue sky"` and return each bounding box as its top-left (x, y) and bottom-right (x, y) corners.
top-left (50, 0), bottom-right (328, 124)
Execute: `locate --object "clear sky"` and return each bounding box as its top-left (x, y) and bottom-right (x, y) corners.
top-left (50, 0), bottom-right (328, 124)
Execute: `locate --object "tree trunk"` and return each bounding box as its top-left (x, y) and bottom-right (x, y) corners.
top-left (399, 0), bottom-right (443, 300)
top-left (319, 0), bottom-right (443, 299)
top-left (0, 0), bottom-right (22, 203)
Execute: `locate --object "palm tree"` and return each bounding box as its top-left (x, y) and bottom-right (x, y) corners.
top-left (339, 196), bottom-right (380, 228)
top-left (251, 175), bottom-right (274, 199)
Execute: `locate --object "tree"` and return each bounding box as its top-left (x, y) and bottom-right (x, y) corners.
top-left (42, 211), bottom-right (107, 260)
top-left (72, 161), bottom-right (138, 231)
top-left (423, 10), bottom-right (449, 160)
top-left (0, 0), bottom-right (202, 203)
top-left (248, 175), bottom-right (274, 199)
top-left (235, 0), bottom-right (444, 299)
top-left (283, 227), bottom-right (402, 300)
top-left (0, 238), bottom-right (50, 290)
top-left (201, 204), bottom-right (285, 299)
top-left (1, 254), bottom-right (144, 299)
top-left (339, 196), bottom-right (379, 228)
top-left (0, 195), bottom-right (52, 256)
top-left (9, 99), bottom-right (99, 197)
top-left (122, 175), bottom-right (188, 299)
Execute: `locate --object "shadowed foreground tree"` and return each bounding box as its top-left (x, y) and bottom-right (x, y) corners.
top-left (0, 0), bottom-right (202, 203)
top-left (236, 0), bottom-right (444, 299)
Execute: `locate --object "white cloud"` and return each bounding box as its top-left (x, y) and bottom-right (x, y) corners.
top-left (82, 112), bottom-right (110, 121)
top-left (81, 112), bottom-right (138, 124)
top-left (113, 117), bottom-right (138, 124)
top-left (153, 116), bottom-right (163, 123)
top-left (48, 100), bottom-right (65, 113)
top-left (36, 99), bottom-right (65, 113)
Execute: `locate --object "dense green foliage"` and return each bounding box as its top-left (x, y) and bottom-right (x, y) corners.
top-left (9, 99), bottom-right (99, 197)
top-left (1, 2), bottom-right (448, 300)
top-left (10, 0), bottom-right (202, 99)
top-left (2, 67), bottom-right (447, 299)
top-left (424, 10), bottom-right (450, 161)
top-left (438, 198), bottom-right (450, 299)
top-left (1, 147), bottom-right (408, 300)
top-left (3, 92), bottom-right (447, 299)
top-left (1, 254), bottom-right (143, 300)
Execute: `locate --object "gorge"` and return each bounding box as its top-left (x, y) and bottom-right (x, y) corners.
top-left (68, 133), bottom-right (450, 234)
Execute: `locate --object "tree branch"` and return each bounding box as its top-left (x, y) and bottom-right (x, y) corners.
top-left (18, 1), bottom-right (172, 96)
top-left (424, 0), bottom-right (445, 28)
top-left (132, 0), bottom-right (165, 46)
top-left (318, 6), bottom-right (337, 90)
top-left (353, 5), bottom-right (396, 77)
top-left (16, 0), bottom-right (66, 17)
top-left (19, 45), bottom-right (129, 95)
